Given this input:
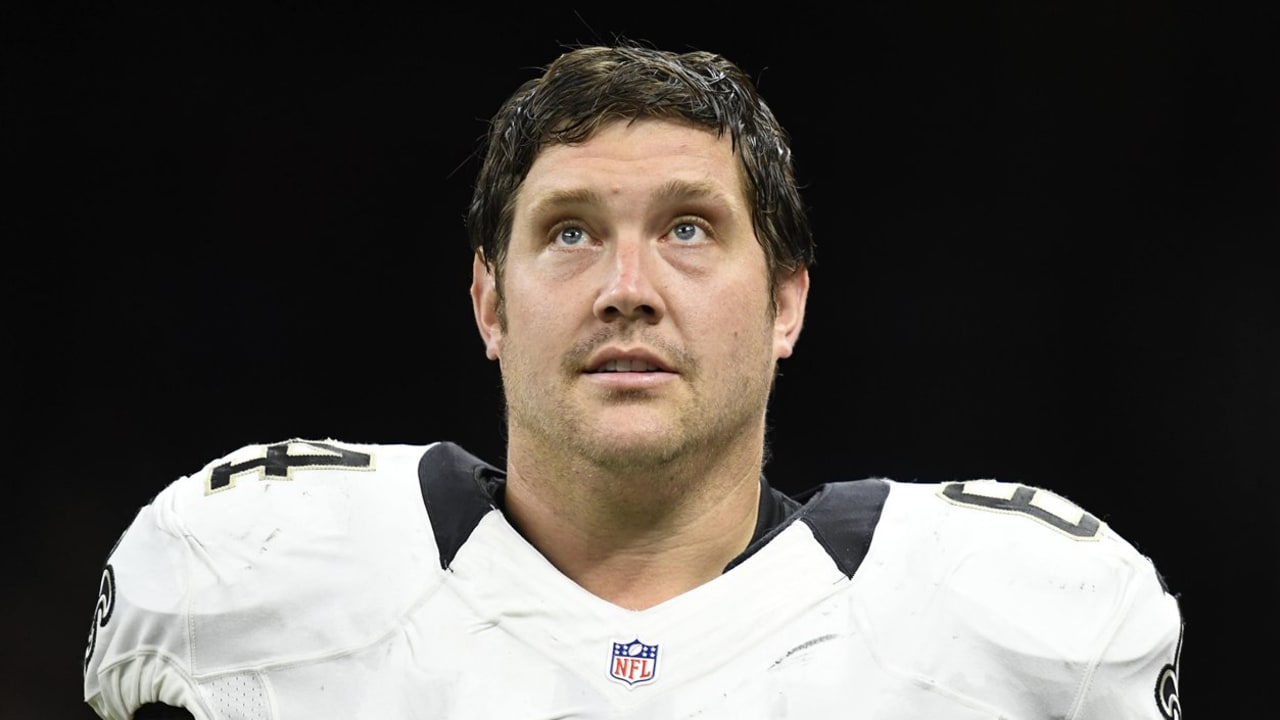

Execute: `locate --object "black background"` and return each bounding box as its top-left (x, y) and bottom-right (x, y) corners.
top-left (6, 3), bottom-right (1276, 717)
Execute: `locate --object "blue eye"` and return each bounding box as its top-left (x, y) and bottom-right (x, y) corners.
top-left (671, 223), bottom-right (702, 242)
top-left (556, 226), bottom-right (586, 246)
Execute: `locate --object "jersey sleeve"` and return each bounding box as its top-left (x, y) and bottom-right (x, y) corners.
top-left (83, 478), bottom-right (209, 719)
top-left (890, 479), bottom-right (1185, 718)
top-left (1072, 554), bottom-right (1183, 719)
top-left (82, 439), bottom-right (439, 720)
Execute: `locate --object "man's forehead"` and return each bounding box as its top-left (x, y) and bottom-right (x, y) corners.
top-left (517, 120), bottom-right (747, 210)
top-left (534, 118), bottom-right (730, 158)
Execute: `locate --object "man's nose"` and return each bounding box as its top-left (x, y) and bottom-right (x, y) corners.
top-left (592, 237), bottom-right (665, 324)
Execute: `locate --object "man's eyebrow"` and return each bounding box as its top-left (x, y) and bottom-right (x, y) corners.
top-left (525, 180), bottom-right (734, 217)
top-left (652, 179), bottom-right (731, 206)
top-left (525, 187), bottom-right (605, 217)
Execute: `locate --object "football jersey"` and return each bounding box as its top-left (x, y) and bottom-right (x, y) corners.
top-left (83, 439), bottom-right (1183, 719)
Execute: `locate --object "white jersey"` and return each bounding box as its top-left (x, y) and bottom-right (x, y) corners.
top-left (83, 439), bottom-right (1183, 719)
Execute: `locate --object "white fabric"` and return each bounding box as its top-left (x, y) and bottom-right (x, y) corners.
top-left (84, 440), bottom-right (1183, 719)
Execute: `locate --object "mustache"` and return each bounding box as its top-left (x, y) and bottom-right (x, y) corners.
top-left (562, 327), bottom-right (698, 376)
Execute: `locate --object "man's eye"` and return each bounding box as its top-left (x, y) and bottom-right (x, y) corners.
top-left (671, 222), bottom-right (705, 242)
top-left (555, 226), bottom-right (587, 246)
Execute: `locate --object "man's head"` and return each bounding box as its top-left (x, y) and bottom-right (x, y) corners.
top-left (466, 44), bottom-right (814, 287)
top-left (468, 44), bottom-right (812, 478)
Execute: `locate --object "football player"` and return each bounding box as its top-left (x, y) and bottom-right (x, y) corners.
top-left (84, 44), bottom-right (1183, 719)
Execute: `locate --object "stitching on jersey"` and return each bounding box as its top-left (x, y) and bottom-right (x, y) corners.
top-left (1064, 557), bottom-right (1142, 719)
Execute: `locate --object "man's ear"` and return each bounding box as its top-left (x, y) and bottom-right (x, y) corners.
top-left (772, 267), bottom-right (810, 359)
top-left (471, 253), bottom-right (503, 361)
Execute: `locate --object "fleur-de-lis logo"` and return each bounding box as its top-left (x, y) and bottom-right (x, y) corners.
top-left (83, 564), bottom-right (116, 674)
top-left (1155, 625), bottom-right (1183, 719)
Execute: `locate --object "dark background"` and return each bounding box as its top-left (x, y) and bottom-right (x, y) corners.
top-left (6, 3), bottom-right (1276, 717)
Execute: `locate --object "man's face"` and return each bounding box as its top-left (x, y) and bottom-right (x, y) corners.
top-left (472, 119), bottom-right (808, 470)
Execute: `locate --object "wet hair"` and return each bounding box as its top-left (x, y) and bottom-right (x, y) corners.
top-left (466, 43), bottom-right (814, 284)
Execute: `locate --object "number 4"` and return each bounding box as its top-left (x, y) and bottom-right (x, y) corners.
top-left (206, 440), bottom-right (374, 494)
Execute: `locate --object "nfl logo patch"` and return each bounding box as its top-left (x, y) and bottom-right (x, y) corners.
top-left (609, 639), bottom-right (659, 686)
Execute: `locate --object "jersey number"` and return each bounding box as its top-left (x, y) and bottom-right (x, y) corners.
top-left (941, 482), bottom-right (1101, 539)
top-left (207, 441), bottom-right (373, 493)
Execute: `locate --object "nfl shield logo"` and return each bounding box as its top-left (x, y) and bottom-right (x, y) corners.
top-left (609, 639), bottom-right (659, 686)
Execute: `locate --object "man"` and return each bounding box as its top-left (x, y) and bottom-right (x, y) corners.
top-left (83, 44), bottom-right (1183, 719)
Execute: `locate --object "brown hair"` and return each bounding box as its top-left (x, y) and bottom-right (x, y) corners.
top-left (466, 43), bottom-right (814, 285)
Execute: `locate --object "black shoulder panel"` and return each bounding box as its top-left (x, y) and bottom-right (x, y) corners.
top-left (418, 442), bottom-right (506, 570)
top-left (796, 479), bottom-right (890, 579)
top-left (725, 478), bottom-right (889, 578)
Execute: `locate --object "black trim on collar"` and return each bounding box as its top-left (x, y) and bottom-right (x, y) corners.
top-left (726, 479), bottom-right (890, 578)
top-left (751, 476), bottom-right (803, 546)
top-left (418, 442), bottom-right (506, 570)
top-left (724, 477), bottom-right (800, 572)
top-left (418, 444), bottom-right (889, 581)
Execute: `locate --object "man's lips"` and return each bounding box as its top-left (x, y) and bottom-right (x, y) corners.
top-left (583, 349), bottom-right (675, 374)
top-left (577, 345), bottom-right (684, 391)
top-left (591, 358), bottom-right (662, 373)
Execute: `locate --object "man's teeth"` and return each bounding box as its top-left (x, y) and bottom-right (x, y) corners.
top-left (599, 359), bottom-right (659, 372)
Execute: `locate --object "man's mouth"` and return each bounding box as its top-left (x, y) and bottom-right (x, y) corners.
top-left (590, 359), bottom-right (662, 373)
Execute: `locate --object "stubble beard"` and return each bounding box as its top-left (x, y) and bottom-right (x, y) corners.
top-left (501, 324), bottom-right (777, 486)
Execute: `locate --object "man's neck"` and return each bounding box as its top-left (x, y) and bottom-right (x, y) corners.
top-left (502, 441), bottom-right (763, 610)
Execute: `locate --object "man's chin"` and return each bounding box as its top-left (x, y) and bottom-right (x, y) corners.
top-left (574, 428), bottom-right (690, 470)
